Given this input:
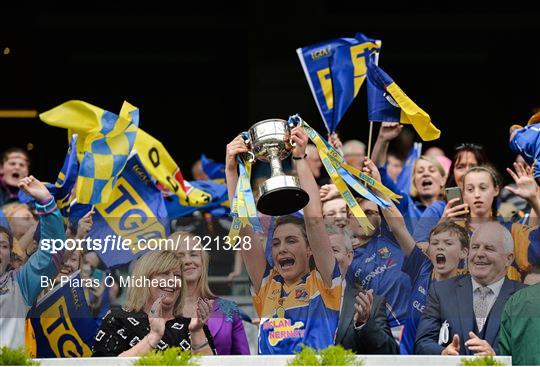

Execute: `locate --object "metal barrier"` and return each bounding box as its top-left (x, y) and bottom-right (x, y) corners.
top-left (36, 355), bottom-right (513, 366)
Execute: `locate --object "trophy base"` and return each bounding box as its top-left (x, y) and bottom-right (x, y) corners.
top-left (257, 175), bottom-right (310, 216)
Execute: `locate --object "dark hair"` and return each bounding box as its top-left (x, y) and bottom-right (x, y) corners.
top-left (274, 215), bottom-right (308, 244)
top-left (0, 226), bottom-right (14, 249)
top-left (446, 143), bottom-right (489, 187)
top-left (462, 165), bottom-right (502, 218)
top-left (1, 147), bottom-right (30, 166)
top-left (429, 220), bottom-right (469, 249)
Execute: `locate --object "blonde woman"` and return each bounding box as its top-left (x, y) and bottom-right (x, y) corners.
top-left (92, 250), bottom-right (215, 357)
top-left (171, 232), bottom-right (250, 355)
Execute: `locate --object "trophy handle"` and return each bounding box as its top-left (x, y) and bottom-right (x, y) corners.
top-left (244, 151), bottom-right (256, 163)
top-left (287, 117), bottom-right (303, 148)
top-left (241, 132), bottom-right (256, 163)
top-left (289, 137), bottom-right (296, 148)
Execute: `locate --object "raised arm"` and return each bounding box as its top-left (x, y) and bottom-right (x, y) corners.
top-left (292, 127), bottom-right (335, 287)
top-left (506, 162), bottom-right (540, 220)
top-left (225, 135), bottom-right (267, 293)
top-left (362, 158), bottom-right (416, 256)
top-left (15, 176), bottom-right (65, 307)
top-left (371, 122), bottom-right (403, 167)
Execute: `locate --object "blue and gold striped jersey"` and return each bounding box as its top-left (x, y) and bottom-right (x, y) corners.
top-left (253, 262), bottom-right (342, 354)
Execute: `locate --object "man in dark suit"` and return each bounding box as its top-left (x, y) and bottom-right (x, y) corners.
top-left (415, 222), bottom-right (527, 355)
top-left (328, 225), bottom-right (399, 354)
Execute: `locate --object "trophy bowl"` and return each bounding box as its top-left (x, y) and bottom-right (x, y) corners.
top-left (247, 119), bottom-right (310, 216)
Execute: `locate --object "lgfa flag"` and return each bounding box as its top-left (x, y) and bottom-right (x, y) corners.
top-left (366, 57), bottom-right (441, 141)
top-left (27, 271), bottom-right (98, 358)
top-left (297, 33), bottom-right (381, 133)
top-left (69, 154), bottom-right (170, 268)
top-left (40, 100), bottom-right (139, 204)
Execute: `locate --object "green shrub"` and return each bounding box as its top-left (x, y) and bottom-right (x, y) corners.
top-left (133, 347), bottom-right (200, 366)
top-left (287, 345), bottom-right (363, 366)
top-left (0, 347), bottom-right (39, 366)
top-left (287, 345), bottom-right (320, 366)
top-left (460, 356), bottom-right (505, 366)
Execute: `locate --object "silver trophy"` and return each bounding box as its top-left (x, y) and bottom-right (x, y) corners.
top-left (244, 118), bottom-right (310, 216)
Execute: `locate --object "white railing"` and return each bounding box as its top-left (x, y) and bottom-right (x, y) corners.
top-left (36, 354), bottom-right (512, 366)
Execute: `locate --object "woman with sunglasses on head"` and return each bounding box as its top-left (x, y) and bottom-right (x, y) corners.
top-left (225, 127), bottom-right (341, 355)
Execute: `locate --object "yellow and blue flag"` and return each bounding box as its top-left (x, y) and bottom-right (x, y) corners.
top-left (69, 154), bottom-right (170, 268)
top-left (297, 33), bottom-right (381, 133)
top-left (165, 180), bottom-right (229, 218)
top-left (366, 57), bottom-right (441, 141)
top-left (27, 271), bottom-right (98, 358)
top-left (134, 129), bottom-right (212, 207)
top-left (40, 100), bottom-right (139, 204)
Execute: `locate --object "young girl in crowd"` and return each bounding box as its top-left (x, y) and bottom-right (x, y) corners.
top-left (225, 127), bottom-right (341, 354)
top-left (170, 231), bottom-right (251, 355)
top-left (413, 143), bottom-right (490, 248)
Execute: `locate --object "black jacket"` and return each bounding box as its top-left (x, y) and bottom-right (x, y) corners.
top-left (335, 282), bottom-right (399, 354)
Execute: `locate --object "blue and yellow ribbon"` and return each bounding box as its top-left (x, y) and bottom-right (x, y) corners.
top-left (228, 155), bottom-right (262, 240)
top-left (289, 114), bottom-right (401, 233)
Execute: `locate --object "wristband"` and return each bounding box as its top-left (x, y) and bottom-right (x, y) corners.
top-left (39, 196), bottom-right (54, 205)
top-left (292, 153), bottom-right (307, 160)
top-left (191, 339), bottom-right (209, 351)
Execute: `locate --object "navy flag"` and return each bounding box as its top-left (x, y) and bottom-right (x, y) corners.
top-left (297, 33), bottom-right (381, 133)
top-left (366, 57), bottom-right (440, 141)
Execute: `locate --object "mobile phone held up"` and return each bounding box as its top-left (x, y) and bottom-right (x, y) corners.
top-left (445, 187), bottom-right (464, 207)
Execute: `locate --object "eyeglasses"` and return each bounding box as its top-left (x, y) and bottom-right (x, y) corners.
top-left (454, 143), bottom-right (483, 151)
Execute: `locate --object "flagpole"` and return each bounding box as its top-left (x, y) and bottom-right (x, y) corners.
top-left (367, 121), bottom-right (374, 159)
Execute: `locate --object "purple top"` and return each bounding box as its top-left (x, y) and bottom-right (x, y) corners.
top-left (207, 297), bottom-right (250, 355)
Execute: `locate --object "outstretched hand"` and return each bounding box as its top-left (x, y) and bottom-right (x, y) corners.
top-left (18, 176), bottom-right (52, 203)
top-left (506, 162), bottom-right (538, 202)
